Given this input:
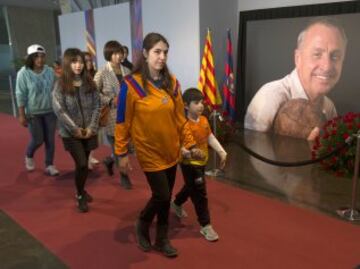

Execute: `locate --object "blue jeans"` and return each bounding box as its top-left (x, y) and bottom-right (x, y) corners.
top-left (26, 112), bottom-right (57, 166)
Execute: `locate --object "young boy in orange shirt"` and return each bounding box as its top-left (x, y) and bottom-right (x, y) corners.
top-left (171, 88), bottom-right (227, 241)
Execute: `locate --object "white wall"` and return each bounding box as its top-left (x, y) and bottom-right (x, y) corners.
top-left (58, 11), bottom-right (86, 53)
top-left (238, 0), bottom-right (353, 11)
top-left (94, 3), bottom-right (131, 68)
top-left (142, 0), bottom-right (200, 90)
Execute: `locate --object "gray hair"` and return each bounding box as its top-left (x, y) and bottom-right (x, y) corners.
top-left (296, 17), bottom-right (348, 49)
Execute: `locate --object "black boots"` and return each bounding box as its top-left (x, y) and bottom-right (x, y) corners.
top-left (120, 173), bottom-right (132, 189)
top-left (135, 221), bottom-right (178, 257)
top-left (103, 156), bottom-right (114, 176)
top-left (135, 220), bottom-right (151, 252)
top-left (153, 224), bottom-right (178, 258)
top-left (76, 194), bottom-right (88, 213)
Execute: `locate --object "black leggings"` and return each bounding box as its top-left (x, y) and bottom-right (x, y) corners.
top-left (140, 165), bottom-right (177, 225)
top-left (63, 137), bottom-right (95, 196)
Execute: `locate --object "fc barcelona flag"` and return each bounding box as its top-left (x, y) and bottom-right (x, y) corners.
top-left (222, 29), bottom-right (236, 122)
top-left (198, 29), bottom-right (222, 109)
top-left (85, 9), bottom-right (97, 68)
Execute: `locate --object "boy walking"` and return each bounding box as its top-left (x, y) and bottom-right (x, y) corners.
top-left (172, 88), bottom-right (227, 241)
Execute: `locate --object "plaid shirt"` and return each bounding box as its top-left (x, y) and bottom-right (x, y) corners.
top-left (94, 62), bottom-right (131, 136)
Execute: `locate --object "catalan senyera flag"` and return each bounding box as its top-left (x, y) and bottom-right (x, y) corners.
top-left (84, 9), bottom-right (97, 68)
top-left (198, 29), bottom-right (222, 109)
top-left (222, 29), bottom-right (236, 122)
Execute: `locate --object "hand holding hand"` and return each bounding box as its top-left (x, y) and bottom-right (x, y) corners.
top-left (190, 148), bottom-right (205, 160)
top-left (181, 147), bottom-right (191, 159)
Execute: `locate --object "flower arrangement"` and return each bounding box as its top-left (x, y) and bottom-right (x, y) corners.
top-left (312, 112), bottom-right (360, 177)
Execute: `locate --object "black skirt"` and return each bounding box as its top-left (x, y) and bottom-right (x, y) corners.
top-left (62, 135), bottom-right (98, 152)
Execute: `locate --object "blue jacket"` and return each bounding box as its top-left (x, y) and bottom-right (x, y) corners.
top-left (15, 65), bottom-right (55, 115)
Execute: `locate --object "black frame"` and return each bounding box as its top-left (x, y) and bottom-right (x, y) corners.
top-left (236, 0), bottom-right (360, 125)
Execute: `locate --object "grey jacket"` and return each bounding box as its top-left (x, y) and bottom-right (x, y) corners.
top-left (94, 62), bottom-right (131, 136)
top-left (52, 80), bottom-right (101, 138)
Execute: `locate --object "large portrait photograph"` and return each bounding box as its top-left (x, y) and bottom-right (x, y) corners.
top-left (238, 2), bottom-right (360, 141)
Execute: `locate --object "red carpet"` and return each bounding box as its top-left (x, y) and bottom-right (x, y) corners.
top-left (1, 112), bottom-right (360, 269)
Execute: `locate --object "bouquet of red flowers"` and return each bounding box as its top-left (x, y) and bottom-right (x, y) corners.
top-left (312, 112), bottom-right (360, 177)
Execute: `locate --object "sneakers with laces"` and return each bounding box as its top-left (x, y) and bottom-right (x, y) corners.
top-left (45, 165), bottom-right (59, 176)
top-left (25, 156), bottom-right (35, 171)
top-left (200, 224), bottom-right (219, 241)
top-left (171, 201), bottom-right (188, 218)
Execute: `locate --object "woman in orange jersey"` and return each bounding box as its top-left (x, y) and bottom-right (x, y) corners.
top-left (114, 32), bottom-right (201, 258)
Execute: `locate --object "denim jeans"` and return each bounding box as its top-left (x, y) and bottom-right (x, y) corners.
top-left (26, 112), bottom-right (57, 166)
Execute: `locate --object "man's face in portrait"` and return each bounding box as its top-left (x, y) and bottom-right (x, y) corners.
top-left (295, 23), bottom-right (346, 101)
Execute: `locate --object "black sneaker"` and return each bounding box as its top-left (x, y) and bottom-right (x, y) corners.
top-left (76, 195), bottom-right (89, 213)
top-left (103, 157), bottom-right (114, 176)
top-left (83, 190), bottom-right (93, 203)
top-left (120, 173), bottom-right (132, 190)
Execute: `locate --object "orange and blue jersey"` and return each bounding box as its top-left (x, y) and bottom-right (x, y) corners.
top-left (182, 116), bottom-right (211, 166)
top-left (114, 73), bottom-right (196, 172)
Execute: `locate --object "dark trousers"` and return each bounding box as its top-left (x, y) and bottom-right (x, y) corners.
top-left (140, 165), bottom-right (177, 226)
top-left (26, 112), bottom-right (57, 166)
top-left (63, 137), bottom-right (97, 196)
top-left (106, 135), bottom-right (118, 166)
top-left (174, 164), bottom-right (210, 227)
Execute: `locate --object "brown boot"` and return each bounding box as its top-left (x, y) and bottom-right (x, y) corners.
top-left (153, 224), bottom-right (178, 257)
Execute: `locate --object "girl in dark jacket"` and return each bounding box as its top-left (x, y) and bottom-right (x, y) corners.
top-left (52, 48), bottom-right (101, 212)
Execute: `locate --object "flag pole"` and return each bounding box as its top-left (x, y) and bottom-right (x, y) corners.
top-left (204, 28), bottom-right (224, 177)
top-left (205, 110), bottom-right (224, 177)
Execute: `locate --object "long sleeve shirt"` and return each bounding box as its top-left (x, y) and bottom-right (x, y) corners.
top-left (114, 73), bottom-right (196, 172)
top-left (15, 65), bottom-right (55, 115)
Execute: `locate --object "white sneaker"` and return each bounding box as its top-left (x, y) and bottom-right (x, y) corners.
top-left (171, 201), bottom-right (188, 218)
top-left (45, 165), bottom-right (59, 176)
top-left (89, 156), bottom-right (99, 165)
top-left (200, 224), bottom-right (219, 241)
top-left (25, 156), bottom-right (35, 171)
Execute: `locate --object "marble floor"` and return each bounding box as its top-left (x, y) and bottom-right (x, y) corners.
top-left (214, 129), bottom-right (358, 222)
